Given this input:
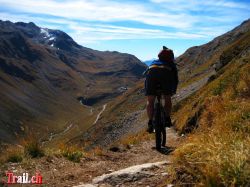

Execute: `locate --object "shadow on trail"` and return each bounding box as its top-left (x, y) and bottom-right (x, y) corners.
top-left (152, 146), bottom-right (175, 155)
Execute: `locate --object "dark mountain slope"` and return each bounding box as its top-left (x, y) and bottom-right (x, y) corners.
top-left (0, 20), bottom-right (146, 145)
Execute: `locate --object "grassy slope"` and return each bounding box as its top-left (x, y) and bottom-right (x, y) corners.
top-left (177, 20), bottom-right (250, 90)
top-left (167, 31), bottom-right (250, 186)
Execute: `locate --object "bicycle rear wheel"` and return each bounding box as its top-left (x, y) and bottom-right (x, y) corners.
top-left (162, 127), bottom-right (166, 146)
top-left (155, 102), bottom-right (162, 150)
top-left (161, 106), bottom-right (166, 146)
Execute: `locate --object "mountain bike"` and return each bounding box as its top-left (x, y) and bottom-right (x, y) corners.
top-left (154, 89), bottom-right (167, 151)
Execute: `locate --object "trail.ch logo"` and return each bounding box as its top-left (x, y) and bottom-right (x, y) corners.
top-left (2, 171), bottom-right (43, 184)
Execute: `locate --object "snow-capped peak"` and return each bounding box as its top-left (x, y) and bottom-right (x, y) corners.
top-left (40, 28), bottom-right (57, 48)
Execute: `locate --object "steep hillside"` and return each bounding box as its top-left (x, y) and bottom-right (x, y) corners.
top-left (0, 20), bottom-right (146, 145)
top-left (176, 19), bottom-right (250, 87)
top-left (167, 25), bottom-right (250, 186)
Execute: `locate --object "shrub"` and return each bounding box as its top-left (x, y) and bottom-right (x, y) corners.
top-left (6, 148), bottom-right (23, 163)
top-left (24, 140), bottom-right (44, 158)
top-left (7, 154), bottom-right (23, 163)
top-left (60, 145), bottom-right (83, 162)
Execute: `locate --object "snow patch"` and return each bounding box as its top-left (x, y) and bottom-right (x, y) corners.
top-left (40, 28), bottom-right (51, 38)
top-left (49, 37), bottom-right (55, 41)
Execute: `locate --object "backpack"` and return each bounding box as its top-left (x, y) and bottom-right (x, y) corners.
top-left (158, 47), bottom-right (174, 63)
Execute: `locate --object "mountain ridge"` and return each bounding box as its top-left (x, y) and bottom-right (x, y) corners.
top-left (176, 19), bottom-right (250, 86)
top-left (0, 20), bottom-right (147, 145)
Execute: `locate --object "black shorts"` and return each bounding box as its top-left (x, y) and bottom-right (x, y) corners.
top-left (145, 68), bottom-right (173, 96)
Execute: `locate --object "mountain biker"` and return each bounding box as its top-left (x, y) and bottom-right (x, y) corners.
top-left (145, 46), bottom-right (178, 133)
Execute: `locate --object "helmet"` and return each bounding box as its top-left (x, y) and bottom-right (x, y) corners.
top-left (158, 46), bottom-right (174, 63)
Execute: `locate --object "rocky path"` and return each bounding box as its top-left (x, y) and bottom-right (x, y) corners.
top-left (70, 128), bottom-right (180, 187)
top-left (1, 128), bottom-right (180, 187)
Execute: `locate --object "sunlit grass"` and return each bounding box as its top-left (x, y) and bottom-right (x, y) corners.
top-left (170, 98), bottom-right (250, 186)
top-left (59, 144), bottom-right (84, 162)
top-left (119, 131), bottom-right (154, 147)
top-left (168, 41), bottom-right (250, 186)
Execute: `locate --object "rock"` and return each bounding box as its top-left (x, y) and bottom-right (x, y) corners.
top-left (74, 161), bottom-right (169, 186)
top-left (161, 172), bottom-right (168, 176)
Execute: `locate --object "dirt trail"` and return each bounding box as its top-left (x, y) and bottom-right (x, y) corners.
top-left (72, 128), bottom-right (180, 187)
top-left (1, 128), bottom-right (180, 187)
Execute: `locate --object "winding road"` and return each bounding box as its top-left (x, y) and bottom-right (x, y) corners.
top-left (93, 104), bottom-right (107, 125)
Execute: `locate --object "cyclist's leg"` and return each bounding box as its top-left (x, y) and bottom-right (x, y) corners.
top-left (164, 95), bottom-right (172, 116)
top-left (147, 95), bottom-right (155, 133)
top-left (147, 96), bottom-right (156, 120)
top-left (164, 95), bottom-right (173, 126)
top-left (145, 69), bottom-right (158, 133)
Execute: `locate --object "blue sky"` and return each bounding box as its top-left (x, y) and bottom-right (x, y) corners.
top-left (0, 0), bottom-right (249, 61)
